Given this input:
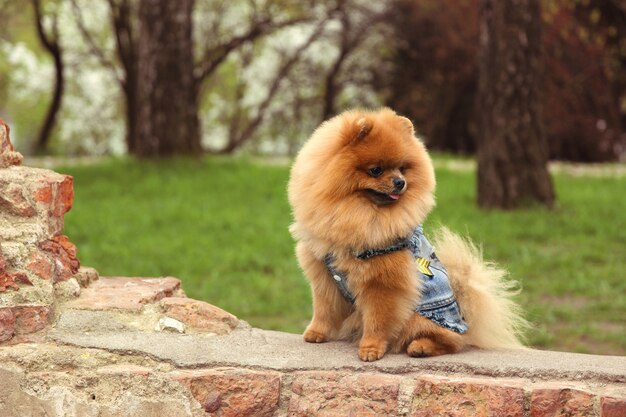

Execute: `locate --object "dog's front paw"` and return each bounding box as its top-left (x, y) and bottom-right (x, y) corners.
top-left (358, 339), bottom-right (388, 362)
top-left (303, 328), bottom-right (329, 343)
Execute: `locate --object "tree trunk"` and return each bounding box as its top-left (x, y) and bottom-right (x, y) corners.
top-left (321, 12), bottom-right (351, 123)
top-left (123, 69), bottom-right (138, 153)
top-left (32, 0), bottom-right (64, 155)
top-left (109, 0), bottom-right (139, 154)
top-left (476, 0), bottom-right (555, 209)
top-left (134, 0), bottom-right (200, 157)
top-left (34, 45), bottom-right (63, 155)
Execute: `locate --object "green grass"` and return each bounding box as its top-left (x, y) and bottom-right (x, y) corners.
top-left (59, 156), bottom-right (626, 355)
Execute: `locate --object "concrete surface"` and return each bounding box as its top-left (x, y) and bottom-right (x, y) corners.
top-left (49, 309), bottom-right (626, 384)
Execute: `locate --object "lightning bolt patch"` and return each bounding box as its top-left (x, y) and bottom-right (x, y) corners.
top-left (416, 257), bottom-right (434, 277)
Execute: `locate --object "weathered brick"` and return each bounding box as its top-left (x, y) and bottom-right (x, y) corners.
top-left (0, 308), bottom-right (16, 342)
top-left (0, 118), bottom-right (11, 152)
top-left (0, 182), bottom-right (35, 217)
top-left (0, 249), bottom-right (6, 272)
top-left (66, 276), bottom-right (181, 311)
top-left (53, 175), bottom-right (74, 216)
top-left (73, 266), bottom-right (100, 288)
top-left (411, 375), bottom-right (525, 417)
top-left (30, 173), bottom-right (74, 237)
top-left (170, 368), bottom-right (281, 417)
top-left (32, 175), bottom-right (74, 215)
top-left (531, 385), bottom-right (596, 417)
top-left (161, 297), bottom-right (238, 334)
top-left (38, 234), bottom-right (80, 282)
top-left (0, 118), bottom-right (22, 167)
top-left (32, 183), bottom-right (53, 204)
top-left (0, 271), bottom-right (32, 292)
top-left (26, 251), bottom-right (55, 280)
top-left (13, 305), bottom-right (53, 335)
top-left (289, 371), bottom-right (401, 417)
top-left (601, 396), bottom-right (626, 417)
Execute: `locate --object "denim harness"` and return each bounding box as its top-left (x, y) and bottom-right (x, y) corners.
top-left (324, 225), bottom-right (469, 334)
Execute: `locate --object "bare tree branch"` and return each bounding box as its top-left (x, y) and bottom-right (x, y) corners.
top-left (70, 0), bottom-right (123, 86)
top-left (194, 14), bottom-right (312, 85)
top-left (33, 0), bottom-right (57, 54)
top-left (216, 19), bottom-right (330, 153)
top-left (107, 0), bottom-right (136, 89)
top-left (101, 0), bottom-right (139, 152)
top-left (322, 2), bottom-right (391, 120)
top-left (226, 45), bottom-right (254, 145)
top-left (68, 0), bottom-right (138, 151)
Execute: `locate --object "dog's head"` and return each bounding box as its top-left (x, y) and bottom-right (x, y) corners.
top-left (341, 112), bottom-right (421, 207)
top-left (289, 108), bottom-right (436, 248)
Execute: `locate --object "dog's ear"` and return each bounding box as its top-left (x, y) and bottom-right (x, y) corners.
top-left (352, 117), bottom-right (373, 143)
top-left (397, 116), bottom-right (414, 134)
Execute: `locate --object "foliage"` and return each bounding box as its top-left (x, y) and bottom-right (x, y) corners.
top-left (1, 0), bottom-right (624, 160)
top-left (543, 0), bottom-right (625, 161)
top-left (383, 0), bottom-right (479, 153)
top-left (59, 156), bottom-right (626, 354)
top-left (1, 0), bottom-right (390, 156)
top-left (1, 0), bottom-right (125, 155)
top-left (199, 0), bottom-right (391, 155)
top-left (0, 41), bottom-right (51, 147)
top-left (384, 0), bottom-right (626, 162)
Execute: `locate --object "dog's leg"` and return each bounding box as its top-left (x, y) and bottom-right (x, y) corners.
top-left (357, 283), bottom-right (416, 361)
top-left (400, 315), bottom-right (466, 357)
top-left (297, 243), bottom-right (351, 343)
top-left (351, 254), bottom-right (418, 361)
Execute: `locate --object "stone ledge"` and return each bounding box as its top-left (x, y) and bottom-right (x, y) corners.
top-left (49, 324), bottom-right (626, 384)
top-left (0, 342), bottom-right (624, 417)
top-left (0, 275), bottom-right (625, 416)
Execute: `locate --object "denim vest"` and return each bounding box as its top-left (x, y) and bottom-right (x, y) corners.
top-left (324, 225), bottom-right (469, 334)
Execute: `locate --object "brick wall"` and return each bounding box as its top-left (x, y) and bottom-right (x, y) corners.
top-left (0, 118), bottom-right (80, 342)
top-left (1, 338), bottom-right (624, 417)
top-left (172, 369), bottom-right (624, 416)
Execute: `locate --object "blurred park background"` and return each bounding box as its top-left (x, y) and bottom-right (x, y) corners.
top-left (0, 0), bottom-right (624, 355)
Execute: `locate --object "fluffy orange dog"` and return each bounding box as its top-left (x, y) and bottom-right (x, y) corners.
top-left (288, 108), bottom-right (527, 361)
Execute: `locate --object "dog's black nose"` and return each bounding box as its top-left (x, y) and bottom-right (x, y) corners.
top-left (393, 178), bottom-right (406, 190)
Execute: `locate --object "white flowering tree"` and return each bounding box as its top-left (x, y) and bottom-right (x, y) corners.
top-left (0, 0), bottom-right (393, 156)
top-left (202, 0), bottom-right (392, 155)
top-left (1, 0), bottom-right (126, 155)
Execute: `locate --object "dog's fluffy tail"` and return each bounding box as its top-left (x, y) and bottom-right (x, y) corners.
top-left (433, 227), bottom-right (529, 350)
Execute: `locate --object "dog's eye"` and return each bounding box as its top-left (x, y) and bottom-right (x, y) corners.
top-left (368, 166), bottom-right (384, 177)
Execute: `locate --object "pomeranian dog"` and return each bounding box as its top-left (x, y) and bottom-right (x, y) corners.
top-left (288, 108), bottom-right (527, 361)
